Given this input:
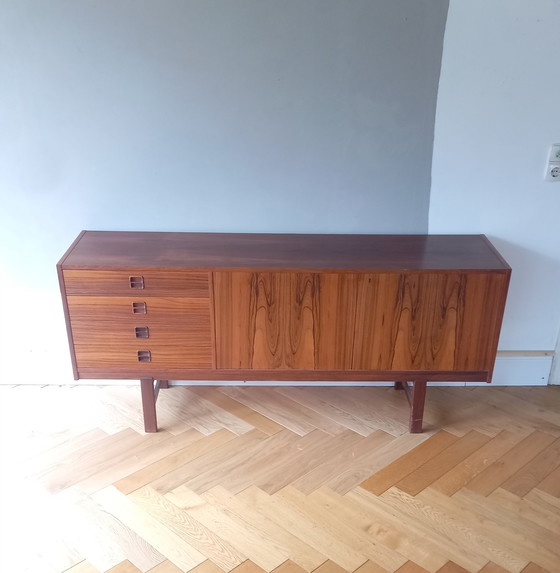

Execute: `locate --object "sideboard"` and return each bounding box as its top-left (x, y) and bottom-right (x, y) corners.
top-left (58, 231), bottom-right (511, 433)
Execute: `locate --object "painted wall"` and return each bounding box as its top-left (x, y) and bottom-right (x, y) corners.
top-left (0, 1), bottom-right (448, 382)
top-left (430, 1), bottom-right (560, 359)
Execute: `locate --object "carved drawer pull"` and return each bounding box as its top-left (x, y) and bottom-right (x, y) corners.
top-left (132, 302), bottom-right (147, 314)
top-left (129, 276), bottom-right (145, 289)
top-left (135, 326), bottom-right (150, 339)
top-left (137, 350), bottom-right (151, 362)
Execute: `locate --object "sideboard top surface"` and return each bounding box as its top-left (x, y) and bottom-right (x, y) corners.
top-left (59, 231), bottom-right (511, 272)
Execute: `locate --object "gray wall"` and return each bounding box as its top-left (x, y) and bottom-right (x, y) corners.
top-left (0, 1), bottom-right (448, 381)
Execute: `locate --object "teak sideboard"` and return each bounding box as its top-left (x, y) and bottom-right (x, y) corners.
top-left (58, 231), bottom-right (511, 433)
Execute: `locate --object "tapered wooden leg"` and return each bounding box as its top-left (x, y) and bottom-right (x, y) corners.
top-left (140, 378), bottom-right (158, 433)
top-left (394, 380), bottom-right (428, 433)
top-left (409, 380), bottom-right (427, 433)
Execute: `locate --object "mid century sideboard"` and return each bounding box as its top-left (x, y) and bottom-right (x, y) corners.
top-left (58, 231), bottom-right (511, 433)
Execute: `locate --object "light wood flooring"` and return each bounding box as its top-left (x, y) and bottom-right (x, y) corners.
top-left (0, 384), bottom-right (559, 573)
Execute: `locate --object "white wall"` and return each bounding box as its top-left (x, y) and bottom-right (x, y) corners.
top-left (0, 1), bottom-right (448, 383)
top-left (430, 1), bottom-right (560, 365)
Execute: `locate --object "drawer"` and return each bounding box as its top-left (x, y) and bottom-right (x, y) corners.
top-left (74, 343), bottom-right (212, 369)
top-left (63, 270), bottom-right (209, 297)
top-left (67, 296), bottom-right (210, 325)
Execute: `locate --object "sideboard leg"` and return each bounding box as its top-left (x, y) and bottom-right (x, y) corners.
top-left (394, 380), bottom-right (428, 433)
top-left (140, 378), bottom-right (158, 433)
top-left (409, 380), bottom-right (427, 433)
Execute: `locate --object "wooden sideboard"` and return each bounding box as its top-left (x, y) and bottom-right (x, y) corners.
top-left (58, 231), bottom-right (511, 433)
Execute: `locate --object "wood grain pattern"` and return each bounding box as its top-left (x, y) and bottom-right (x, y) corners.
top-left (59, 231), bottom-right (511, 271)
top-left (63, 270), bottom-right (210, 297)
top-left (59, 232), bottom-right (511, 434)
top-left (214, 271), bottom-right (507, 374)
top-left (3, 384), bottom-right (560, 573)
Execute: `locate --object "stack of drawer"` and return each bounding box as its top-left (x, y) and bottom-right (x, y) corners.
top-left (62, 269), bottom-right (212, 375)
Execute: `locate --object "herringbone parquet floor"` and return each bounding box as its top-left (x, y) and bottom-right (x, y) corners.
top-left (1, 384), bottom-right (559, 573)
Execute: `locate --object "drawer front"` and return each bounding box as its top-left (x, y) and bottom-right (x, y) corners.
top-left (63, 270), bottom-right (209, 297)
top-left (68, 296), bottom-right (213, 369)
top-left (67, 296), bottom-right (210, 325)
top-left (74, 343), bottom-right (212, 369)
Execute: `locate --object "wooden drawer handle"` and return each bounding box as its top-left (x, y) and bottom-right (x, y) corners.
top-left (135, 326), bottom-right (150, 339)
top-left (129, 276), bottom-right (145, 289)
top-left (132, 302), bottom-right (147, 314)
top-left (137, 350), bottom-right (151, 362)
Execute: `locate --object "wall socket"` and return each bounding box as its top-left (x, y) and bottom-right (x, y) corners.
top-left (545, 143), bottom-right (560, 181)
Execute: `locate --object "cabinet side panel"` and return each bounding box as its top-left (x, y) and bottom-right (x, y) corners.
top-left (454, 272), bottom-right (509, 373)
top-left (57, 264), bottom-right (79, 380)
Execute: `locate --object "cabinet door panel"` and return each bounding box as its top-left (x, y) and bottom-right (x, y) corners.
top-left (214, 272), bottom-right (317, 369)
top-left (353, 272), bottom-right (506, 372)
top-left (214, 272), bottom-right (358, 370)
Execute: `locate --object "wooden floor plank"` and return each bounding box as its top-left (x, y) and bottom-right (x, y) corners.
top-left (501, 438), bottom-right (560, 497)
top-left (353, 561), bottom-right (391, 573)
top-left (360, 431), bottom-right (459, 495)
top-left (328, 431), bottom-right (430, 494)
top-left (347, 487), bottom-right (483, 573)
top-left (395, 431), bottom-right (491, 496)
top-left (127, 485), bottom-right (246, 572)
top-left (271, 560), bottom-right (311, 573)
top-left (113, 429), bottom-right (234, 495)
top-left (435, 563), bottom-right (470, 573)
top-left (275, 387), bottom-right (401, 436)
top-left (165, 487), bottom-right (290, 571)
top-left (310, 487), bottom-right (444, 572)
top-left (236, 486), bottom-right (367, 572)
top-left (448, 488), bottom-right (560, 571)
top-left (147, 559), bottom-right (191, 573)
top-left (200, 485), bottom-right (326, 572)
top-left (92, 486), bottom-right (208, 572)
top-left (534, 464), bottom-right (560, 497)
top-left (160, 388), bottom-right (255, 436)
top-left (465, 431), bottom-right (557, 496)
top-left (430, 431), bottom-right (522, 496)
top-left (393, 563), bottom-right (431, 573)
top-left (291, 430), bottom-right (394, 495)
top-left (305, 386), bottom-right (413, 436)
top-left (190, 387), bottom-right (285, 435)
top-left (380, 487), bottom-right (525, 572)
top-left (62, 562), bottom-right (102, 573)
top-left (2, 385), bottom-right (560, 573)
top-left (487, 488), bottom-right (560, 536)
top-left (257, 430), bottom-right (364, 495)
top-left (476, 564), bottom-right (512, 573)
top-left (105, 560), bottom-right (143, 573)
top-left (220, 387), bottom-right (347, 436)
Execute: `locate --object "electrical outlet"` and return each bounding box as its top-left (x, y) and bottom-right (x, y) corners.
top-left (544, 143), bottom-right (560, 182)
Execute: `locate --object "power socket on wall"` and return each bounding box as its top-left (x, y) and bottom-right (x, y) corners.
top-left (544, 143), bottom-right (560, 181)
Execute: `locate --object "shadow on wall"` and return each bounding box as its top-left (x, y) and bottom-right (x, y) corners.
top-left (487, 236), bottom-right (560, 357)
